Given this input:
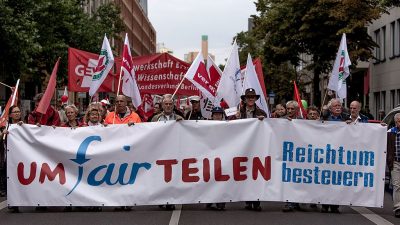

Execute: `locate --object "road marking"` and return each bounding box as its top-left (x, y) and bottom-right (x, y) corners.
top-left (168, 204), bottom-right (182, 225)
top-left (351, 206), bottom-right (393, 225)
top-left (0, 200), bottom-right (7, 210)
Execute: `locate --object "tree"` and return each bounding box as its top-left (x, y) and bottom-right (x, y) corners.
top-left (0, 0), bottom-right (124, 98)
top-left (237, 0), bottom-right (394, 106)
top-left (0, 0), bottom-right (41, 87)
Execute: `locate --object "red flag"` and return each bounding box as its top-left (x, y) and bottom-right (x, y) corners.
top-left (37, 58), bottom-right (60, 114)
top-left (184, 52), bottom-right (217, 101)
top-left (137, 94), bottom-right (154, 121)
top-left (120, 33), bottom-right (142, 107)
top-left (293, 81), bottom-right (307, 118)
top-left (0, 87), bottom-right (19, 127)
top-left (253, 58), bottom-right (267, 98)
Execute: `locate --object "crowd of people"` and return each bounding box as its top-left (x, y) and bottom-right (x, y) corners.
top-left (0, 88), bottom-right (397, 217)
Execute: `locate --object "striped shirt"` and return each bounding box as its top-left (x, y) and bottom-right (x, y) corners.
top-left (389, 127), bottom-right (400, 161)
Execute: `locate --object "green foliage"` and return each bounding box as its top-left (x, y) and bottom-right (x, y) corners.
top-left (236, 0), bottom-right (392, 105)
top-left (0, 0), bottom-right (124, 93)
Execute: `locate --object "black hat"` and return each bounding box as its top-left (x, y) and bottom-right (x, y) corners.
top-left (211, 106), bottom-right (224, 113)
top-left (240, 88), bottom-right (260, 101)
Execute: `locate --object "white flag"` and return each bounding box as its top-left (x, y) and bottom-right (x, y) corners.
top-left (63, 86), bottom-right (68, 97)
top-left (328, 33), bottom-right (351, 99)
top-left (184, 51), bottom-right (217, 101)
top-left (11, 79), bottom-right (20, 106)
top-left (243, 54), bottom-right (270, 117)
top-left (200, 94), bottom-right (214, 120)
top-left (216, 40), bottom-right (242, 108)
top-left (89, 35), bottom-right (115, 96)
top-left (121, 33), bottom-right (142, 107)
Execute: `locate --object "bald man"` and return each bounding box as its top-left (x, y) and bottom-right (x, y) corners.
top-left (348, 100), bottom-right (369, 124)
top-left (104, 95), bottom-right (141, 125)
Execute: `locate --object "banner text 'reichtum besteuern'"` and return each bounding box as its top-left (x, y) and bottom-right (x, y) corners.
top-left (282, 141), bottom-right (374, 187)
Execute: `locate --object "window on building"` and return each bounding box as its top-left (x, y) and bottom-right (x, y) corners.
top-left (381, 90), bottom-right (386, 112)
top-left (374, 92), bottom-right (380, 117)
top-left (375, 29), bottom-right (381, 62)
top-left (396, 19), bottom-right (400, 56)
top-left (391, 90), bottom-right (396, 109)
top-left (397, 89), bottom-right (400, 106)
top-left (391, 22), bottom-right (396, 58)
top-left (382, 26), bottom-right (386, 61)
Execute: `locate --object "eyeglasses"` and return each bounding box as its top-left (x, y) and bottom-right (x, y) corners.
top-left (11, 111), bottom-right (21, 114)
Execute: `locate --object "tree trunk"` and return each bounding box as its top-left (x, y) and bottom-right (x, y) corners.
top-left (312, 57), bottom-right (322, 107)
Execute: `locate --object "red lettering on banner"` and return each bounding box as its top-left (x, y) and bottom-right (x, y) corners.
top-left (39, 163), bottom-right (66, 184)
top-left (156, 159), bottom-right (178, 182)
top-left (17, 162), bottom-right (37, 185)
top-left (68, 48), bottom-right (198, 95)
top-left (17, 162), bottom-right (66, 185)
top-left (233, 157), bottom-right (248, 181)
top-left (203, 158), bottom-right (210, 182)
top-left (182, 158), bottom-right (199, 182)
top-left (252, 157), bottom-right (271, 181)
top-left (214, 158), bottom-right (230, 181)
top-left (157, 156), bottom-right (271, 183)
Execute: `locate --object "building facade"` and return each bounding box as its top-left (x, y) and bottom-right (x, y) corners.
top-left (368, 7), bottom-right (400, 119)
top-left (84, 0), bottom-right (156, 56)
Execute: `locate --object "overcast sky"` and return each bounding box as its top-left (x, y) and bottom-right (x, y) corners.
top-left (148, 0), bottom-right (257, 65)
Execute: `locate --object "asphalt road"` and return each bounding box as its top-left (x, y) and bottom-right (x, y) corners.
top-left (0, 191), bottom-right (399, 225)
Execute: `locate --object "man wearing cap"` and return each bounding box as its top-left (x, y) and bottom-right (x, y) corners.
top-left (205, 106), bottom-right (227, 210)
top-left (185, 95), bottom-right (205, 120)
top-left (104, 95), bottom-right (141, 125)
top-left (238, 88), bottom-right (266, 211)
top-left (100, 99), bottom-right (111, 116)
top-left (238, 88), bottom-right (267, 120)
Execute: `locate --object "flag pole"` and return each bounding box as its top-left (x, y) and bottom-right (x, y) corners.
top-left (320, 87), bottom-right (329, 119)
top-left (112, 67), bottom-right (124, 124)
top-left (3, 81), bottom-right (21, 140)
top-left (0, 81), bottom-right (12, 89)
top-left (112, 33), bottom-right (130, 124)
top-left (171, 77), bottom-right (186, 99)
top-left (54, 84), bottom-right (57, 109)
top-left (115, 34), bottom-right (125, 98)
top-left (10, 79), bottom-right (20, 106)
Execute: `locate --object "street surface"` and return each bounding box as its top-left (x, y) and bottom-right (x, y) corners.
top-left (0, 191), bottom-right (399, 225)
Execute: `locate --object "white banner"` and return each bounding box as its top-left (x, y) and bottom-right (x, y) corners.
top-left (7, 120), bottom-right (386, 207)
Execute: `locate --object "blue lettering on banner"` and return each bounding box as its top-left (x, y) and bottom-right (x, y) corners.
top-left (281, 141), bottom-right (375, 188)
top-left (67, 136), bottom-right (152, 196)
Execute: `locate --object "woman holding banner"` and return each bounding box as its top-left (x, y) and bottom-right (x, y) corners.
top-left (1, 105), bottom-right (23, 212)
top-left (62, 105), bottom-right (84, 128)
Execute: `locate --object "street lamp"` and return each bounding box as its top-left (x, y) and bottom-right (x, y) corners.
top-left (268, 90), bottom-right (275, 112)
